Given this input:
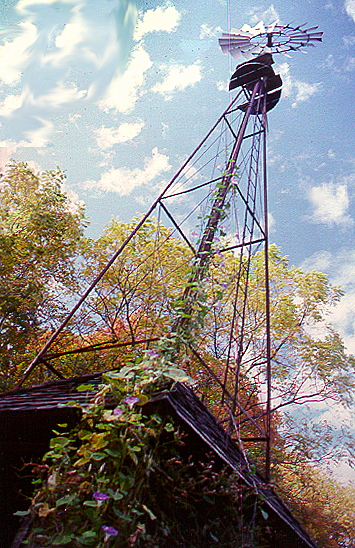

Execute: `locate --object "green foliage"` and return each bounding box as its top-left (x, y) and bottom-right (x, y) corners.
top-left (0, 161), bottom-right (87, 389)
top-left (79, 217), bottom-right (192, 340)
top-left (195, 244), bottom-right (355, 463)
top-left (275, 458), bottom-right (355, 547)
top-left (21, 358), bottom-right (271, 547)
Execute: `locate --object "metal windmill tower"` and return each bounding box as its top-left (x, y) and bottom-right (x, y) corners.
top-left (15, 21), bottom-right (322, 481)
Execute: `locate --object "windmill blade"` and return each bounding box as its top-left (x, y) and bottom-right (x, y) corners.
top-left (267, 20), bottom-right (278, 33)
top-left (304, 26), bottom-right (320, 32)
top-left (230, 28), bottom-right (255, 38)
top-left (294, 22), bottom-right (308, 31)
top-left (276, 47), bottom-right (292, 58)
top-left (308, 32), bottom-right (323, 40)
top-left (219, 36), bottom-right (253, 47)
top-left (241, 20), bottom-right (266, 36)
top-left (252, 20), bottom-right (266, 35)
top-left (240, 45), bottom-right (264, 61)
top-left (219, 33), bottom-right (253, 58)
top-left (219, 43), bottom-right (252, 57)
top-left (219, 33), bottom-right (253, 46)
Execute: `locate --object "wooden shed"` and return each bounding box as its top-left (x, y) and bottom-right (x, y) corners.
top-left (0, 372), bottom-right (319, 548)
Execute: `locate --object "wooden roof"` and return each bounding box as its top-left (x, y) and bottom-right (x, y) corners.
top-left (153, 383), bottom-right (319, 548)
top-left (0, 372), bottom-right (104, 412)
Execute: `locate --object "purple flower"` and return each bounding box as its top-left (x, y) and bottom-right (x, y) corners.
top-left (113, 407), bottom-right (123, 417)
top-left (123, 396), bottom-right (139, 409)
top-left (147, 349), bottom-right (160, 359)
top-left (93, 491), bottom-right (109, 505)
top-left (220, 262), bottom-right (226, 269)
top-left (221, 282), bottom-right (227, 289)
top-left (102, 525), bottom-right (119, 539)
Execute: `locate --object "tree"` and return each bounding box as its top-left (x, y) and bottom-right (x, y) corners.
top-left (187, 245), bottom-right (355, 464)
top-left (38, 217), bottom-right (355, 467)
top-left (0, 161), bottom-right (87, 390)
top-left (5, 186), bottom-right (355, 544)
top-left (274, 456), bottom-right (355, 547)
top-left (38, 217), bottom-right (194, 378)
top-left (79, 217), bottom-right (192, 342)
top-left (6, 191), bottom-right (354, 469)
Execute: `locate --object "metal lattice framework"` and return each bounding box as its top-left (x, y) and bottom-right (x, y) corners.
top-left (14, 24), bottom-right (322, 481)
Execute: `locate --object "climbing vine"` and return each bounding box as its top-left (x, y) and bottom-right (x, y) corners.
top-left (16, 353), bottom-right (271, 547)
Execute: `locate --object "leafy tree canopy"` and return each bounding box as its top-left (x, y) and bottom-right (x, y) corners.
top-left (0, 161), bottom-right (87, 389)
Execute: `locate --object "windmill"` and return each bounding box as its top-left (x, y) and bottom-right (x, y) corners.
top-left (14, 21), bottom-right (322, 481)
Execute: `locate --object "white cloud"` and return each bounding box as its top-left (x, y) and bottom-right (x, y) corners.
top-left (345, 0), bottom-right (355, 22)
top-left (0, 147), bottom-right (17, 171)
top-left (293, 81), bottom-right (321, 107)
top-left (0, 0), bottom-right (137, 142)
top-left (22, 82), bottom-right (87, 109)
top-left (68, 113), bottom-right (81, 127)
top-left (247, 5), bottom-right (280, 25)
top-left (134, 2), bottom-right (181, 41)
top-left (216, 80), bottom-right (228, 92)
top-left (95, 121), bottom-right (145, 149)
top-left (278, 63), bottom-right (321, 108)
top-left (302, 250), bottom-right (332, 275)
top-left (200, 23), bottom-right (223, 39)
top-left (343, 34), bottom-right (355, 47)
top-left (24, 117), bottom-right (54, 146)
top-left (320, 54), bottom-right (340, 74)
top-left (152, 63), bottom-right (202, 99)
top-left (24, 160), bottom-right (42, 174)
top-left (0, 117), bottom-right (54, 147)
top-left (329, 291), bottom-right (355, 354)
top-left (307, 183), bottom-right (353, 228)
top-left (99, 44), bottom-right (153, 113)
top-left (344, 56), bottom-right (355, 71)
top-left (62, 184), bottom-right (85, 215)
top-left (89, 147), bottom-right (171, 195)
top-left (0, 95), bottom-right (22, 116)
top-left (268, 212), bottom-right (276, 233)
top-left (16, 0), bottom-right (77, 13)
top-left (161, 122), bottom-right (169, 138)
top-left (325, 0), bottom-right (336, 12)
top-left (278, 63), bottom-right (292, 96)
top-left (0, 118), bottom-right (52, 147)
top-left (0, 22), bottom-right (37, 85)
top-left (0, 139), bottom-right (40, 148)
top-left (55, 15), bottom-right (87, 51)
top-left (302, 248), bottom-right (355, 354)
top-left (13, 1), bottom-right (136, 89)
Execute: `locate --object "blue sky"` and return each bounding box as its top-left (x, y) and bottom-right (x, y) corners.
top-left (2, 0), bottom-right (355, 477)
top-left (2, 0), bottom-right (355, 349)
